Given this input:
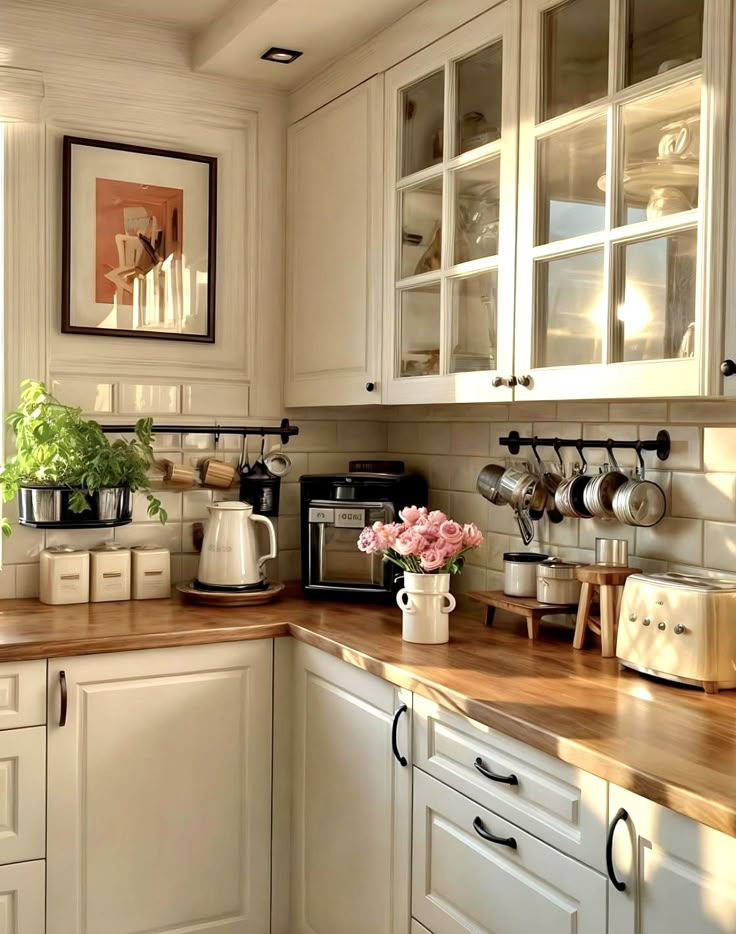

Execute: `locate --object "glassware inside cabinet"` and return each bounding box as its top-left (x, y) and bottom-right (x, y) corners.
top-left (537, 115), bottom-right (607, 244)
top-left (542, 0), bottom-right (609, 121)
top-left (615, 229), bottom-right (697, 362)
top-left (399, 283), bottom-right (442, 377)
top-left (400, 176), bottom-right (443, 279)
top-left (618, 79), bottom-right (701, 226)
top-left (454, 42), bottom-right (503, 156)
top-left (453, 158), bottom-right (500, 264)
top-left (449, 271), bottom-right (498, 373)
top-left (400, 71), bottom-right (445, 178)
top-left (625, 0), bottom-right (704, 88)
top-left (535, 249), bottom-right (604, 368)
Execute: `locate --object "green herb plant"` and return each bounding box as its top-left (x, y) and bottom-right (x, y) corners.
top-left (0, 380), bottom-right (167, 536)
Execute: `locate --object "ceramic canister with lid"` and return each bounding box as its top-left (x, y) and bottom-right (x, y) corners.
top-left (131, 546), bottom-right (171, 600)
top-left (40, 547), bottom-right (90, 605)
top-left (90, 544), bottom-right (131, 603)
top-left (536, 558), bottom-right (585, 605)
top-left (503, 552), bottom-right (549, 597)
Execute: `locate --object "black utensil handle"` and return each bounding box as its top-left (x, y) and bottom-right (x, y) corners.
top-left (472, 816), bottom-right (517, 849)
top-left (474, 756), bottom-right (519, 785)
top-left (606, 807), bottom-right (628, 891)
top-left (391, 704), bottom-right (408, 767)
top-left (59, 670), bottom-right (67, 728)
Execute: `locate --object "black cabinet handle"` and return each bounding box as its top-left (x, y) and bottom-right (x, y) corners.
top-left (721, 360), bottom-right (736, 377)
top-left (606, 807), bottom-right (628, 891)
top-left (365, 382), bottom-right (376, 392)
top-left (472, 816), bottom-right (517, 849)
top-left (391, 704), bottom-right (408, 767)
top-left (474, 756), bottom-right (518, 785)
top-left (59, 670), bottom-right (67, 727)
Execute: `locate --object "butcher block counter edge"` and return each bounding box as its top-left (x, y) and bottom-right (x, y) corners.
top-left (0, 590), bottom-right (733, 839)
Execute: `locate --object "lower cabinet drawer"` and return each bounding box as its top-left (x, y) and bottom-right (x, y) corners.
top-left (0, 860), bottom-right (45, 934)
top-left (412, 770), bottom-right (607, 934)
top-left (0, 727), bottom-right (46, 866)
top-left (413, 694), bottom-right (607, 869)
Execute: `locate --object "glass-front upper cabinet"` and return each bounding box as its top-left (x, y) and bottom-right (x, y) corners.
top-left (383, 3), bottom-right (519, 403)
top-left (514, 0), bottom-right (729, 400)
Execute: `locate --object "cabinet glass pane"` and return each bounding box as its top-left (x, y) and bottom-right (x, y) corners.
top-left (542, 0), bottom-right (609, 121)
top-left (537, 116), bottom-right (607, 244)
top-left (400, 177), bottom-right (443, 279)
top-left (535, 250), bottom-right (604, 367)
top-left (455, 42), bottom-right (503, 156)
top-left (454, 158), bottom-right (500, 264)
top-left (615, 229), bottom-right (697, 362)
top-left (401, 71), bottom-right (445, 178)
top-left (620, 79), bottom-right (701, 226)
top-left (449, 271), bottom-right (498, 373)
top-left (626, 0), bottom-right (704, 87)
top-left (399, 283), bottom-right (441, 377)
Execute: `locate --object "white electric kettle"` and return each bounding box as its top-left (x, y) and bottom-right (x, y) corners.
top-left (196, 502), bottom-right (277, 591)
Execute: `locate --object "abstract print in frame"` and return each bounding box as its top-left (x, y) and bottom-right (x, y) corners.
top-left (61, 136), bottom-right (217, 342)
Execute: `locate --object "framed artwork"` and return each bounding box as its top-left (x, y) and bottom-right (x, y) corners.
top-left (61, 136), bottom-right (217, 342)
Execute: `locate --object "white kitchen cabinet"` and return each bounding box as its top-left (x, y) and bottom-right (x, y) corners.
top-left (608, 784), bottom-right (736, 934)
top-left (290, 641), bottom-right (412, 934)
top-left (45, 641), bottom-right (273, 934)
top-left (514, 0), bottom-right (730, 400)
top-left (0, 860), bottom-right (45, 934)
top-left (382, 3), bottom-right (520, 404)
top-left (412, 768), bottom-right (607, 934)
top-left (0, 727), bottom-right (45, 867)
top-left (285, 76), bottom-right (384, 407)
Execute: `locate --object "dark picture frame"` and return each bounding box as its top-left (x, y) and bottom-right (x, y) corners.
top-left (61, 136), bottom-right (218, 343)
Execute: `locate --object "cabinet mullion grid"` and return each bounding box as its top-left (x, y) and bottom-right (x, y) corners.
top-left (440, 57), bottom-right (454, 377)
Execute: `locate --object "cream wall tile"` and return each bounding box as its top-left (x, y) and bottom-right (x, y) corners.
top-left (544, 517), bottom-right (579, 549)
top-left (427, 490), bottom-right (451, 514)
top-left (307, 453), bottom-right (351, 474)
top-left (182, 433), bottom-right (215, 450)
top-left (451, 422), bottom-right (490, 457)
top-left (288, 421), bottom-right (338, 453)
top-left (583, 424), bottom-right (639, 466)
top-left (181, 522), bottom-right (201, 554)
top-left (449, 491), bottom-right (490, 529)
top-left (15, 564), bottom-right (39, 599)
top-left (117, 383), bottom-right (180, 415)
top-left (704, 427), bottom-right (736, 472)
top-left (115, 521), bottom-right (182, 553)
top-left (578, 518), bottom-right (636, 552)
top-left (182, 490), bottom-right (213, 521)
top-left (636, 517), bottom-right (702, 566)
top-left (336, 421), bottom-right (387, 453)
top-left (132, 491), bottom-right (182, 523)
top-left (278, 549), bottom-right (301, 583)
top-left (490, 423), bottom-right (532, 459)
top-left (279, 484), bottom-right (301, 516)
top-left (0, 566), bottom-right (16, 599)
top-left (387, 422), bottom-right (451, 455)
top-left (610, 402), bottom-right (667, 422)
top-left (669, 401), bottom-right (736, 423)
top-left (486, 532), bottom-right (511, 572)
top-left (3, 526), bottom-right (45, 565)
top-left (508, 401), bottom-right (557, 420)
top-left (645, 426), bottom-right (701, 471)
top-left (179, 554), bottom-right (200, 582)
top-left (182, 382), bottom-right (249, 418)
top-left (628, 555), bottom-right (668, 574)
top-left (453, 455), bottom-right (494, 493)
top-left (556, 402), bottom-right (609, 422)
top-left (671, 473), bottom-right (736, 521)
top-left (703, 522), bottom-right (736, 572)
top-left (278, 516), bottom-right (301, 550)
top-left (45, 529), bottom-right (114, 551)
top-left (152, 433), bottom-right (182, 450)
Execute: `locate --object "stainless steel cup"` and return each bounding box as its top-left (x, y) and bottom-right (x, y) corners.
top-left (595, 537), bottom-right (628, 566)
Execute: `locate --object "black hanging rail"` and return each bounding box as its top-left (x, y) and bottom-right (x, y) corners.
top-left (98, 417), bottom-right (299, 446)
top-left (500, 429), bottom-right (670, 468)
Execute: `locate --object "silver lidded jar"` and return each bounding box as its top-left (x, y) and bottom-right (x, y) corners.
top-left (536, 558), bottom-right (585, 605)
top-left (503, 552), bottom-right (549, 598)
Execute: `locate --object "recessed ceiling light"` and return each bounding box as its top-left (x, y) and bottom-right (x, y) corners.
top-left (261, 47), bottom-right (303, 64)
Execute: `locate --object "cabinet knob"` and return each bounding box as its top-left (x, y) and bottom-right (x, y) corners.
top-left (721, 360), bottom-right (736, 377)
top-left (365, 382), bottom-right (376, 393)
top-left (492, 377), bottom-right (505, 388)
top-left (507, 375), bottom-right (518, 387)
top-left (517, 374), bottom-right (532, 388)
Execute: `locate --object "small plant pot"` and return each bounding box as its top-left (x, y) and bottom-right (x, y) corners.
top-left (18, 485), bottom-right (133, 528)
top-left (396, 572), bottom-right (456, 644)
top-left (18, 487), bottom-right (62, 524)
top-left (95, 487), bottom-right (132, 521)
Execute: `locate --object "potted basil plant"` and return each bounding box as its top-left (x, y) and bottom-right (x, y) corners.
top-left (0, 380), bottom-right (167, 534)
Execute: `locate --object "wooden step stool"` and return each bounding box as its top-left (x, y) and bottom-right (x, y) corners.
top-left (573, 566), bottom-right (640, 657)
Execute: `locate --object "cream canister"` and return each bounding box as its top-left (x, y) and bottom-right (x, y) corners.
top-left (40, 547), bottom-right (90, 605)
top-left (90, 544), bottom-right (131, 603)
top-left (131, 545), bottom-right (171, 599)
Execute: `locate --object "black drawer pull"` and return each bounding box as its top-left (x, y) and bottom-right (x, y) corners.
top-left (472, 816), bottom-right (517, 849)
top-left (59, 670), bottom-right (67, 728)
top-left (606, 807), bottom-right (628, 891)
top-left (474, 756), bottom-right (518, 785)
top-left (391, 704), bottom-right (408, 767)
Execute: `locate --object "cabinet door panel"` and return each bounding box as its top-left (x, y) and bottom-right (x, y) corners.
top-left (0, 727), bottom-right (45, 866)
top-left (412, 769), bottom-right (607, 934)
top-left (609, 784), bottom-right (736, 934)
top-left (291, 642), bottom-right (411, 934)
top-left (0, 660), bottom-right (46, 730)
top-left (0, 860), bottom-right (44, 934)
top-left (46, 641), bottom-right (273, 934)
top-left (285, 77), bottom-right (383, 406)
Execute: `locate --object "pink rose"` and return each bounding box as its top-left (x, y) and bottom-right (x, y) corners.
top-left (439, 520), bottom-right (464, 547)
top-left (394, 528), bottom-right (425, 556)
top-left (440, 538), bottom-right (463, 561)
top-left (372, 521), bottom-right (402, 550)
top-left (415, 520), bottom-right (440, 541)
top-left (427, 509), bottom-right (448, 526)
top-left (462, 523), bottom-right (484, 548)
top-left (420, 545), bottom-right (448, 572)
top-left (399, 505), bottom-right (422, 526)
top-left (357, 527), bottom-right (380, 554)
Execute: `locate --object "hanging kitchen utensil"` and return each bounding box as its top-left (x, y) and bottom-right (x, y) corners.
top-left (239, 435), bottom-right (281, 516)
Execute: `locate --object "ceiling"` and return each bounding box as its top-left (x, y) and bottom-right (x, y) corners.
top-left (52, 0), bottom-right (428, 89)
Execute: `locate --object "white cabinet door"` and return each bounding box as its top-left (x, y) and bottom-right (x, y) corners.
top-left (0, 860), bottom-right (45, 934)
top-left (285, 77), bottom-right (384, 407)
top-left (412, 769), bottom-right (607, 934)
top-left (46, 641), bottom-right (273, 934)
top-left (290, 642), bottom-right (412, 934)
top-left (0, 727), bottom-right (45, 866)
top-left (608, 784), bottom-right (736, 934)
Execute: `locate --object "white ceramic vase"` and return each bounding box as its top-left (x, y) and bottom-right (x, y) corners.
top-left (396, 572), bottom-right (456, 644)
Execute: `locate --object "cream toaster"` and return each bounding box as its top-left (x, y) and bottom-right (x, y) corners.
top-left (617, 572), bottom-right (736, 693)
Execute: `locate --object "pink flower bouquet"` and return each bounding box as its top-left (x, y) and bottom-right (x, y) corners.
top-left (357, 505), bottom-right (483, 574)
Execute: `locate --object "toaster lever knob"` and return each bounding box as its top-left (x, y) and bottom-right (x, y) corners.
top-left (658, 621), bottom-right (666, 631)
top-left (674, 623), bottom-right (685, 635)
top-left (628, 613), bottom-right (637, 622)
top-left (642, 617), bottom-right (651, 626)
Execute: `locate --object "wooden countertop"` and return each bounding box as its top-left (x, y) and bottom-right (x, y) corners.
top-left (0, 588), bottom-right (733, 838)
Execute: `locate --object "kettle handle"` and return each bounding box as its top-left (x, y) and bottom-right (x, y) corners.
top-left (251, 514), bottom-right (277, 569)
